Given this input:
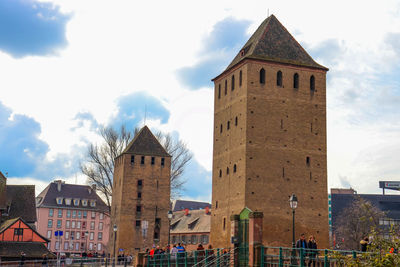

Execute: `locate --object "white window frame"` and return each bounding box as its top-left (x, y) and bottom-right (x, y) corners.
top-left (90, 232), bottom-right (94, 240)
top-left (47, 230), bottom-right (52, 239)
top-left (99, 222), bottom-right (103, 230)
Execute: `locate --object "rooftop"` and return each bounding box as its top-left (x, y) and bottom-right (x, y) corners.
top-left (4, 185), bottom-right (37, 223)
top-left (171, 209), bottom-right (211, 234)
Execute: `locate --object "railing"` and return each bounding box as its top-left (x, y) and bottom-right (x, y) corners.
top-left (260, 246), bottom-right (373, 267)
top-left (0, 256), bottom-right (134, 267)
top-left (146, 248), bottom-right (233, 267)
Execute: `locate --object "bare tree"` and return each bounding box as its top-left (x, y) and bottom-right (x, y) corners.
top-left (81, 125), bottom-right (192, 211)
top-left (334, 197), bottom-right (385, 250)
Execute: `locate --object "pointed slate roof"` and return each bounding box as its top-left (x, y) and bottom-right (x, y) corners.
top-left (219, 15), bottom-right (327, 78)
top-left (122, 126), bottom-right (170, 157)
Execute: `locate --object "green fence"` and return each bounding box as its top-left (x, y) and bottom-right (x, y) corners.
top-left (146, 249), bottom-right (232, 267)
top-left (260, 246), bottom-right (374, 267)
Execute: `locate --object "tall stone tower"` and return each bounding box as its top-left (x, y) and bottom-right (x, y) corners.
top-left (210, 15), bottom-right (329, 248)
top-left (110, 126), bottom-right (171, 255)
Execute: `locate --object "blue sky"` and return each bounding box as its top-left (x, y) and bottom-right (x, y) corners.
top-left (1, 0), bottom-right (400, 199)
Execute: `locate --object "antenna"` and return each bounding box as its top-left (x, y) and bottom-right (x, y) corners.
top-left (267, 8), bottom-right (270, 17)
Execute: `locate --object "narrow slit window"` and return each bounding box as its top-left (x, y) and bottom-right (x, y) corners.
top-left (235, 116), bottom-right (238, 126)
top-left (280, 119), bottom-right (283, 129)
top-left (226, 167), bottom-right (230, 175)
top-left (277, 71), bottom-right (282, 87)
top-left (161, 158), bottom-right (165, 167)
top-left (260, 68), bottom-right (265, 84)
top-left (294, 73), bottom-right (299, 89)
top-left (306, 157), bottom-right (310, 166)
top-left (219, 169), bottom-right (222, 178)
top-left (151, 157), bottom-right (155, 165)
top-left (227, 121), bottom-right (230, 130)
top-left (282, 167), bottom-right (285, 178)
top-left (223, 218), bottom-right (226, 231)
top-left (130, 155), bottom-right (135, 165)
top-left (141, 156), bottom-right (145, 165)
top-left (218, 84), bottom-right (221, 99)
top-left (239, 70), bottom-right (242, 86)
top-left (233, 164), bottom-right (237, 173)
top-left (220, 124), bottom-right (223, 133)
top-left (310, 75), bottom-right (315, 92)
top-left (231, 75), bottom-right (235, 91)
top-left (225, 80), bottom-right (227, 95)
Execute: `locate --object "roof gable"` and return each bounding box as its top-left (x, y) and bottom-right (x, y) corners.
top-left (122, 126), bottom-right (170, 157)
top-left (223, 15), bottom-right (327, 75)
top-left (0, 217), bottom-right (49, 243)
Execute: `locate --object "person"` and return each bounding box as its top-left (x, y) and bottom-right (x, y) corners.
top-left (295, 234), bottom-right (308, 265)
top-left (170, 244), bottom-right (178, 260)
top-left (149, 246), bottom-right (155, 258)
top-left (19, 252), bottom-right (26, 267)
top-left (360, 237), bottom-right (369, 252)
top-left (197, 244), bottom-right (205, 257)
top-left (307, 235), bottom-right (317, 267)
top-left (41, 254), bottom-right (48, 267)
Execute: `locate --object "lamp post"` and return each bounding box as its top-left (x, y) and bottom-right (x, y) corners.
top-left (167, 210), bottom-right (173, 252)
top-left (289, 194), bottom-right (298, 265)
top-left (112, 224), bottom-right (117, 267)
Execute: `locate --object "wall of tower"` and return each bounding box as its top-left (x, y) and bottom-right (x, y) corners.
top-left (111, 153), bottom-right (171, 255)
top-left (244, 61), bottom-right (329, 248)
top-left (211, 63), bottom-right (248, 248)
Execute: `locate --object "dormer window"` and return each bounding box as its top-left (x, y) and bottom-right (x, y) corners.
top-left (82, 199), bottom-right (88, 207)
top-left (73, 199), bottom-right (80, 206)
top-left (65, 198), bottom-right (71, 205)
top-left (90, 200), bottom-right (96, 207)
top-left (56, 197), bottom-right (63, 205)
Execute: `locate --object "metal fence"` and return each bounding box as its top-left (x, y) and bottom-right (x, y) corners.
top-left (146, 248), bottom-right (233, 267)
top-left (0, 257), bottom-right (134, 267)
top-left (261, 246), bottom-right (373, 267)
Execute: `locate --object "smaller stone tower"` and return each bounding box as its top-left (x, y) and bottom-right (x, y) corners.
top-left (110, 126), bottom-right (171, 255)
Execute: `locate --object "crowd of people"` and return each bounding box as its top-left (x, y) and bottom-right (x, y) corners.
top-left (146, 243), bottom-right (214, 259)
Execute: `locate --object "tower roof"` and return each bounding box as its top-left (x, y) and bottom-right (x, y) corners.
top-left (122, 126), bottom-right (171, 157)
top-left (218, 15), bottom-right (327, 79)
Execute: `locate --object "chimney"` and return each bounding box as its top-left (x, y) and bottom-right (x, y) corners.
top-left (55, 180), bottom-right (62, 192)
top-left (184, 209), bottom-right (189, 216)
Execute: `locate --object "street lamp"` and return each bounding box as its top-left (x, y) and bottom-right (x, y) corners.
top-left (112, 224), bottom-right (118, 267)
top-left (167, 210), bottom-right (173, 252)
top-left (289, 194), bottom-right (298, 265)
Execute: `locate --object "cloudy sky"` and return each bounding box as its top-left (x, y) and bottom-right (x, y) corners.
top-left (1, 0), bottom-right (400, 200)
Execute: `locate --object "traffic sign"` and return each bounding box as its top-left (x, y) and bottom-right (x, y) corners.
top-left (55, 230), bottom-right (64, 237)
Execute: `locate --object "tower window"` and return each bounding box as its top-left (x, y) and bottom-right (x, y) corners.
top-left (282, 167), bottom-right (285, 178)
top-left (219, 169), bottom-right (222, 178)
top-left (231, 75), bottom-right (235, 91)
top-left (235, 117), bottom-right (238, 126)
top-left (135, 220), bottom-right (141, 227)
top-left (239, 70), bottom-right (242, 86)
top-left (136, 205), bottom-right (142, 212)
top-left (130, 155), bottom-right (135, 165)
top-left (294, 73), bottom-right (299, 89)
top-left (161, 158), bottom-right (165, 167)
top-left (141, 156), bottom-right (145, 165)
top-left (218, 84), bottom-right (221, 99)
top-left (220, 124), bottom-right (223, 133)
top-left (224, 80), bottom-right (227, 95)
top-left (216, 201), bottom-right (218, 209)
top-left (277, 71), bottom-right (282, 87)
top-left (233, 164), bottom-right (237, 173)
top-left (226, 167), bottom-right (229, 175)
top-left (223, 218), bottom-right (226, 231)
top-left (227, 121), bottom-right (230, 130)
top-left (137, 192), bottom-right (142, 199)
top-left (310, 75), bottom-right (315, 92)
top-left (306, 157), bottom-right (310, 166)
top-left (260, 68), bottom-right (265, 84)
top-left (151, 157), bottom-right (155, 165)
top-left (137, 180), bottom-right (143, 187)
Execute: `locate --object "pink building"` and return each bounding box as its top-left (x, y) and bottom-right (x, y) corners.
top-left (36, 180), bottom-right (110, 255)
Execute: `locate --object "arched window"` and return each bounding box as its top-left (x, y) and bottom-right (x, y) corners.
top-left (233, 164), bottom-right (237, 173)
top-left (231, 75), bottom-right (235, 91)
top-left (277, 71), bottom-right (282, 87)
top-left (219, 169), bottom-right (222, 178)
top-left (225, 80), bottom-right (227, 95)
top-left (226, 167), bottom-right (229, 175)
top-left (293, 73), bottom-right (299, 89)
top-left (227, 121), bottom-right (230, 130)
top-left (260, 68), bottom-right (265, 84)
top-left (235, 116), bottom-right (238, 126)
top-left (310, 75), bottom-right (315, 92)
top-left (239, 70), bottom-right (242, 86)
top-left (218, 84), bottom-right (221, 99)
top-left (220, 124), bottom-right (223, 133)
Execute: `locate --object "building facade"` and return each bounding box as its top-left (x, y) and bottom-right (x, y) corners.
top-left (36, 181), bottom-right (110, 254)
top-left (211, 15), bottom-right (330, 248)
top-left (170, 208), bottom-right (211, 251)
top-left (110, 126), bottom-right (171, 255)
